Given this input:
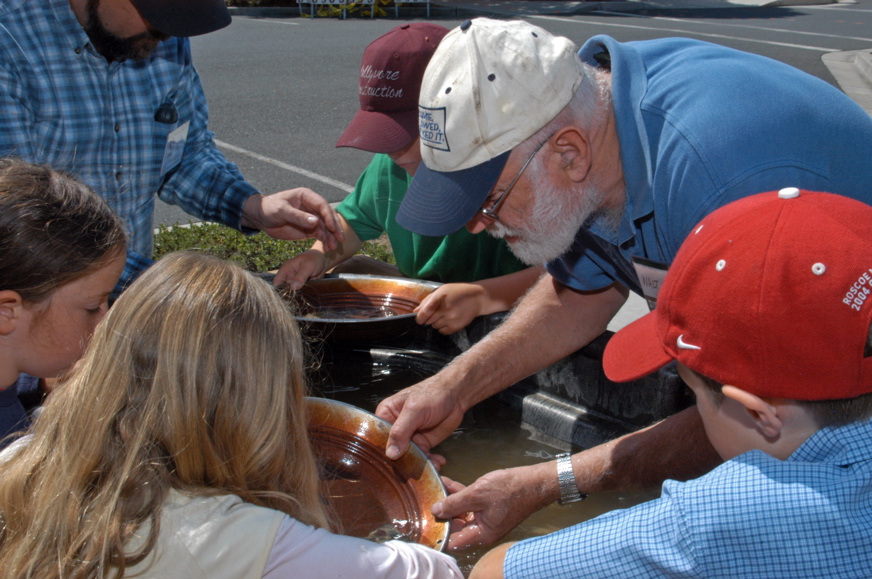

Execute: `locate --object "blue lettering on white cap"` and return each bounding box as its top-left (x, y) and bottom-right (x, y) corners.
top-left (419, 106), bottom-right (450, 152)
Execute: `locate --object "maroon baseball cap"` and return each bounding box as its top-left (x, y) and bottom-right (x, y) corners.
top-left (336, 23), bottom-right (449, 153)
top-left (130, 0), bottom-right (231, 37)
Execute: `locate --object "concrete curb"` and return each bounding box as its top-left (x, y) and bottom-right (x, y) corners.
top-left (822, 50), bottom-right (872, 116)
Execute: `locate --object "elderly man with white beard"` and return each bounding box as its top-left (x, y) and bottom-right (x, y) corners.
top-left (375, 17), bottom-right (872, 552)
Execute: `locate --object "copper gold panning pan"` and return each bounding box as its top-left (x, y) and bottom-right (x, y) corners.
top-left (306, 397), bottom-right (449, 551)
top-left (292, 275), bottom-right (440, 343)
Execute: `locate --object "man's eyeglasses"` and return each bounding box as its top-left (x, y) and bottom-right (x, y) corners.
top-left (480, 133), bottom-right (554, 223)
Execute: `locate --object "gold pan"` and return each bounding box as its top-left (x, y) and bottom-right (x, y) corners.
top-left (306, 397), bottom-right (449, 551)
top-left (292, 275), bottom-right (439, 343)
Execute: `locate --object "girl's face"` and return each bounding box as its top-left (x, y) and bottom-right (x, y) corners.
top-left (17, 252), bottom-right (125, 379)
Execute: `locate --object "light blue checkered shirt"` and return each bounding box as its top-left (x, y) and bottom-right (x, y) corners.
top-left (506, 420), bottom-right (872, 578)
top-left (0, 0), bottom-right (259, 285)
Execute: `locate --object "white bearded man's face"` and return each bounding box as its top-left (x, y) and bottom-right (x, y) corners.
top-left (485, 156), bottom-right (608, 266)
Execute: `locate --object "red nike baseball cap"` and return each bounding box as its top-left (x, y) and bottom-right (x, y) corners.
top-left (604, 188), bottom-right (872, 400)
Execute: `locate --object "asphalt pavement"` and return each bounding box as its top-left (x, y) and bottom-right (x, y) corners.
top-left (419, 0), bottom-right (872, 115)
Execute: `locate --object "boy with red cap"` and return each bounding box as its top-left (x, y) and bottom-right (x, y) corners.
top-left (274, 23), bottom-right (542, 335)
top-left (471, 188), bottom-right (872, 578)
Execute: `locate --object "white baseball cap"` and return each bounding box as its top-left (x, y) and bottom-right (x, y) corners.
top-left (397, 18), bottom-right (585, 236)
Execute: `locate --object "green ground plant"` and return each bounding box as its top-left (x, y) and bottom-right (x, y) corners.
top-left (153, 222), bottom-right (395, 273)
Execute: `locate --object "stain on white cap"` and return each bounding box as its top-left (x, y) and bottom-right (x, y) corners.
top-left (778, 187), bottom-right (801, 199)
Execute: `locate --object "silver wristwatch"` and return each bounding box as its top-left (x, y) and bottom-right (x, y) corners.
top-left (556, 452), bottom-right (586, 505)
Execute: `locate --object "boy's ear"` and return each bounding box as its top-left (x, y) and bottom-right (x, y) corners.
top-left (722, 385), bottom-right (783, 440)
top-left (0, 290), bottom-right (24, 336)
top-left (550, 126), bottom-right (592, 183)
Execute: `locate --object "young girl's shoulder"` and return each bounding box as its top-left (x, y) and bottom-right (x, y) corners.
top-left (126, 490), bottom-right (285, 579)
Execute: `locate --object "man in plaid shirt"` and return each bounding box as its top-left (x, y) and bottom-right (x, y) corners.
top-left (0, 0), bottom-right (342, 290)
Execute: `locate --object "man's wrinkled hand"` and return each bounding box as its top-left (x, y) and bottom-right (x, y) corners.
top-left (242, 188), bottom-right (344, 250)
top-left (375, 377), bottom-right (465, 461)
top-left (432, 466), bottom-right (555, 551)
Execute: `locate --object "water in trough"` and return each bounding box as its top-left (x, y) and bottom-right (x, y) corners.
top-left (307, 339), bottom-right (674, 575)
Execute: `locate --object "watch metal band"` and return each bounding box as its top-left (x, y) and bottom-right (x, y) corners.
top-left (556, 452), bottom-right (586, 505)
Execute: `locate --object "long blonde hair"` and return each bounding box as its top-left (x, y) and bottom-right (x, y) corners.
top-left (0, 252), bottom-right (330, 578)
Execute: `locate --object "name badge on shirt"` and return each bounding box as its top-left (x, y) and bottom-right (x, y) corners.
top-left (159, 121), bottom-right (189, 178)
top-left (631, 256), bottom-right (669, 311)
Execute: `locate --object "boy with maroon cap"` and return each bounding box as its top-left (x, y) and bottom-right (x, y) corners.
top-left (274, 24), bottom-right (542, 335)
top-left (472, 188), bottom-right (872, 578)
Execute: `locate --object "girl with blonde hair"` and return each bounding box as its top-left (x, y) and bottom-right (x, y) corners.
top-left (0, 251), bottom-right (462, 579)
top-left (0, 158), bottom-right (127, 448)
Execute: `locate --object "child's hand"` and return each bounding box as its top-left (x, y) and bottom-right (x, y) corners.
top-left (414, 283), bottom-right (486, 335)
top-left (273, 249), bottom-right (330, 289)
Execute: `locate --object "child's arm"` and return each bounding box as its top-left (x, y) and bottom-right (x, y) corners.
top-left (273, 215), bottom-right (363, 289)
top-left (469, 542), bottom-right (514, 579)
top-left (414, 266), bottom-right (545, 335)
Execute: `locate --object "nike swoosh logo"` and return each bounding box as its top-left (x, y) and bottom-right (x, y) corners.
top-left (676, 335), bottom-right (701, 351)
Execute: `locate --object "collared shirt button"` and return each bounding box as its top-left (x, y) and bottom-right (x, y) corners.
top-left (74, 47), bottom-right (82, 55)
top-left (115, 171), bottom-right (122, 181)
top-left (114, 123), bottom-right (121, 132)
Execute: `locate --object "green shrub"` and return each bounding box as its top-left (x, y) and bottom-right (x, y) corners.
top-left (153, 222), bottom-right (395, 272)
top-left (358, 238), bottom-right (395, 265)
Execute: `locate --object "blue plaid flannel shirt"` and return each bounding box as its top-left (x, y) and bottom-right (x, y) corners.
top-left (0, 0), bottom-right (261, 289)
top-left (506, 420), bottom-right (872, 578)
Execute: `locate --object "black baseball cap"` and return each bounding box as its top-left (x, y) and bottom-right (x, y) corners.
top-left (130, 0), bottom-right (232, 37)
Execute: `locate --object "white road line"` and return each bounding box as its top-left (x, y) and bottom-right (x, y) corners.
top-left (804, 3), bottom-right (872, 12)
top-left (215, 139), bottom-right (354, 193)
top-left (237, 16), bottom-right (301, 25)
top-left (593, 10), bottom-right (872, 43)
top-left (532, 14), bottom-right (840, 51)
top-left (262, 20), bottom-right (300, 25)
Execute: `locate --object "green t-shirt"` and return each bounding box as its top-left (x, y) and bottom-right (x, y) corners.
top-left (337, 154), bottom-right (526, 284)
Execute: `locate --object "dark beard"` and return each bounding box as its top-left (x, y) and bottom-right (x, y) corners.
top-left (84, 0), bottom-right (169, 62)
